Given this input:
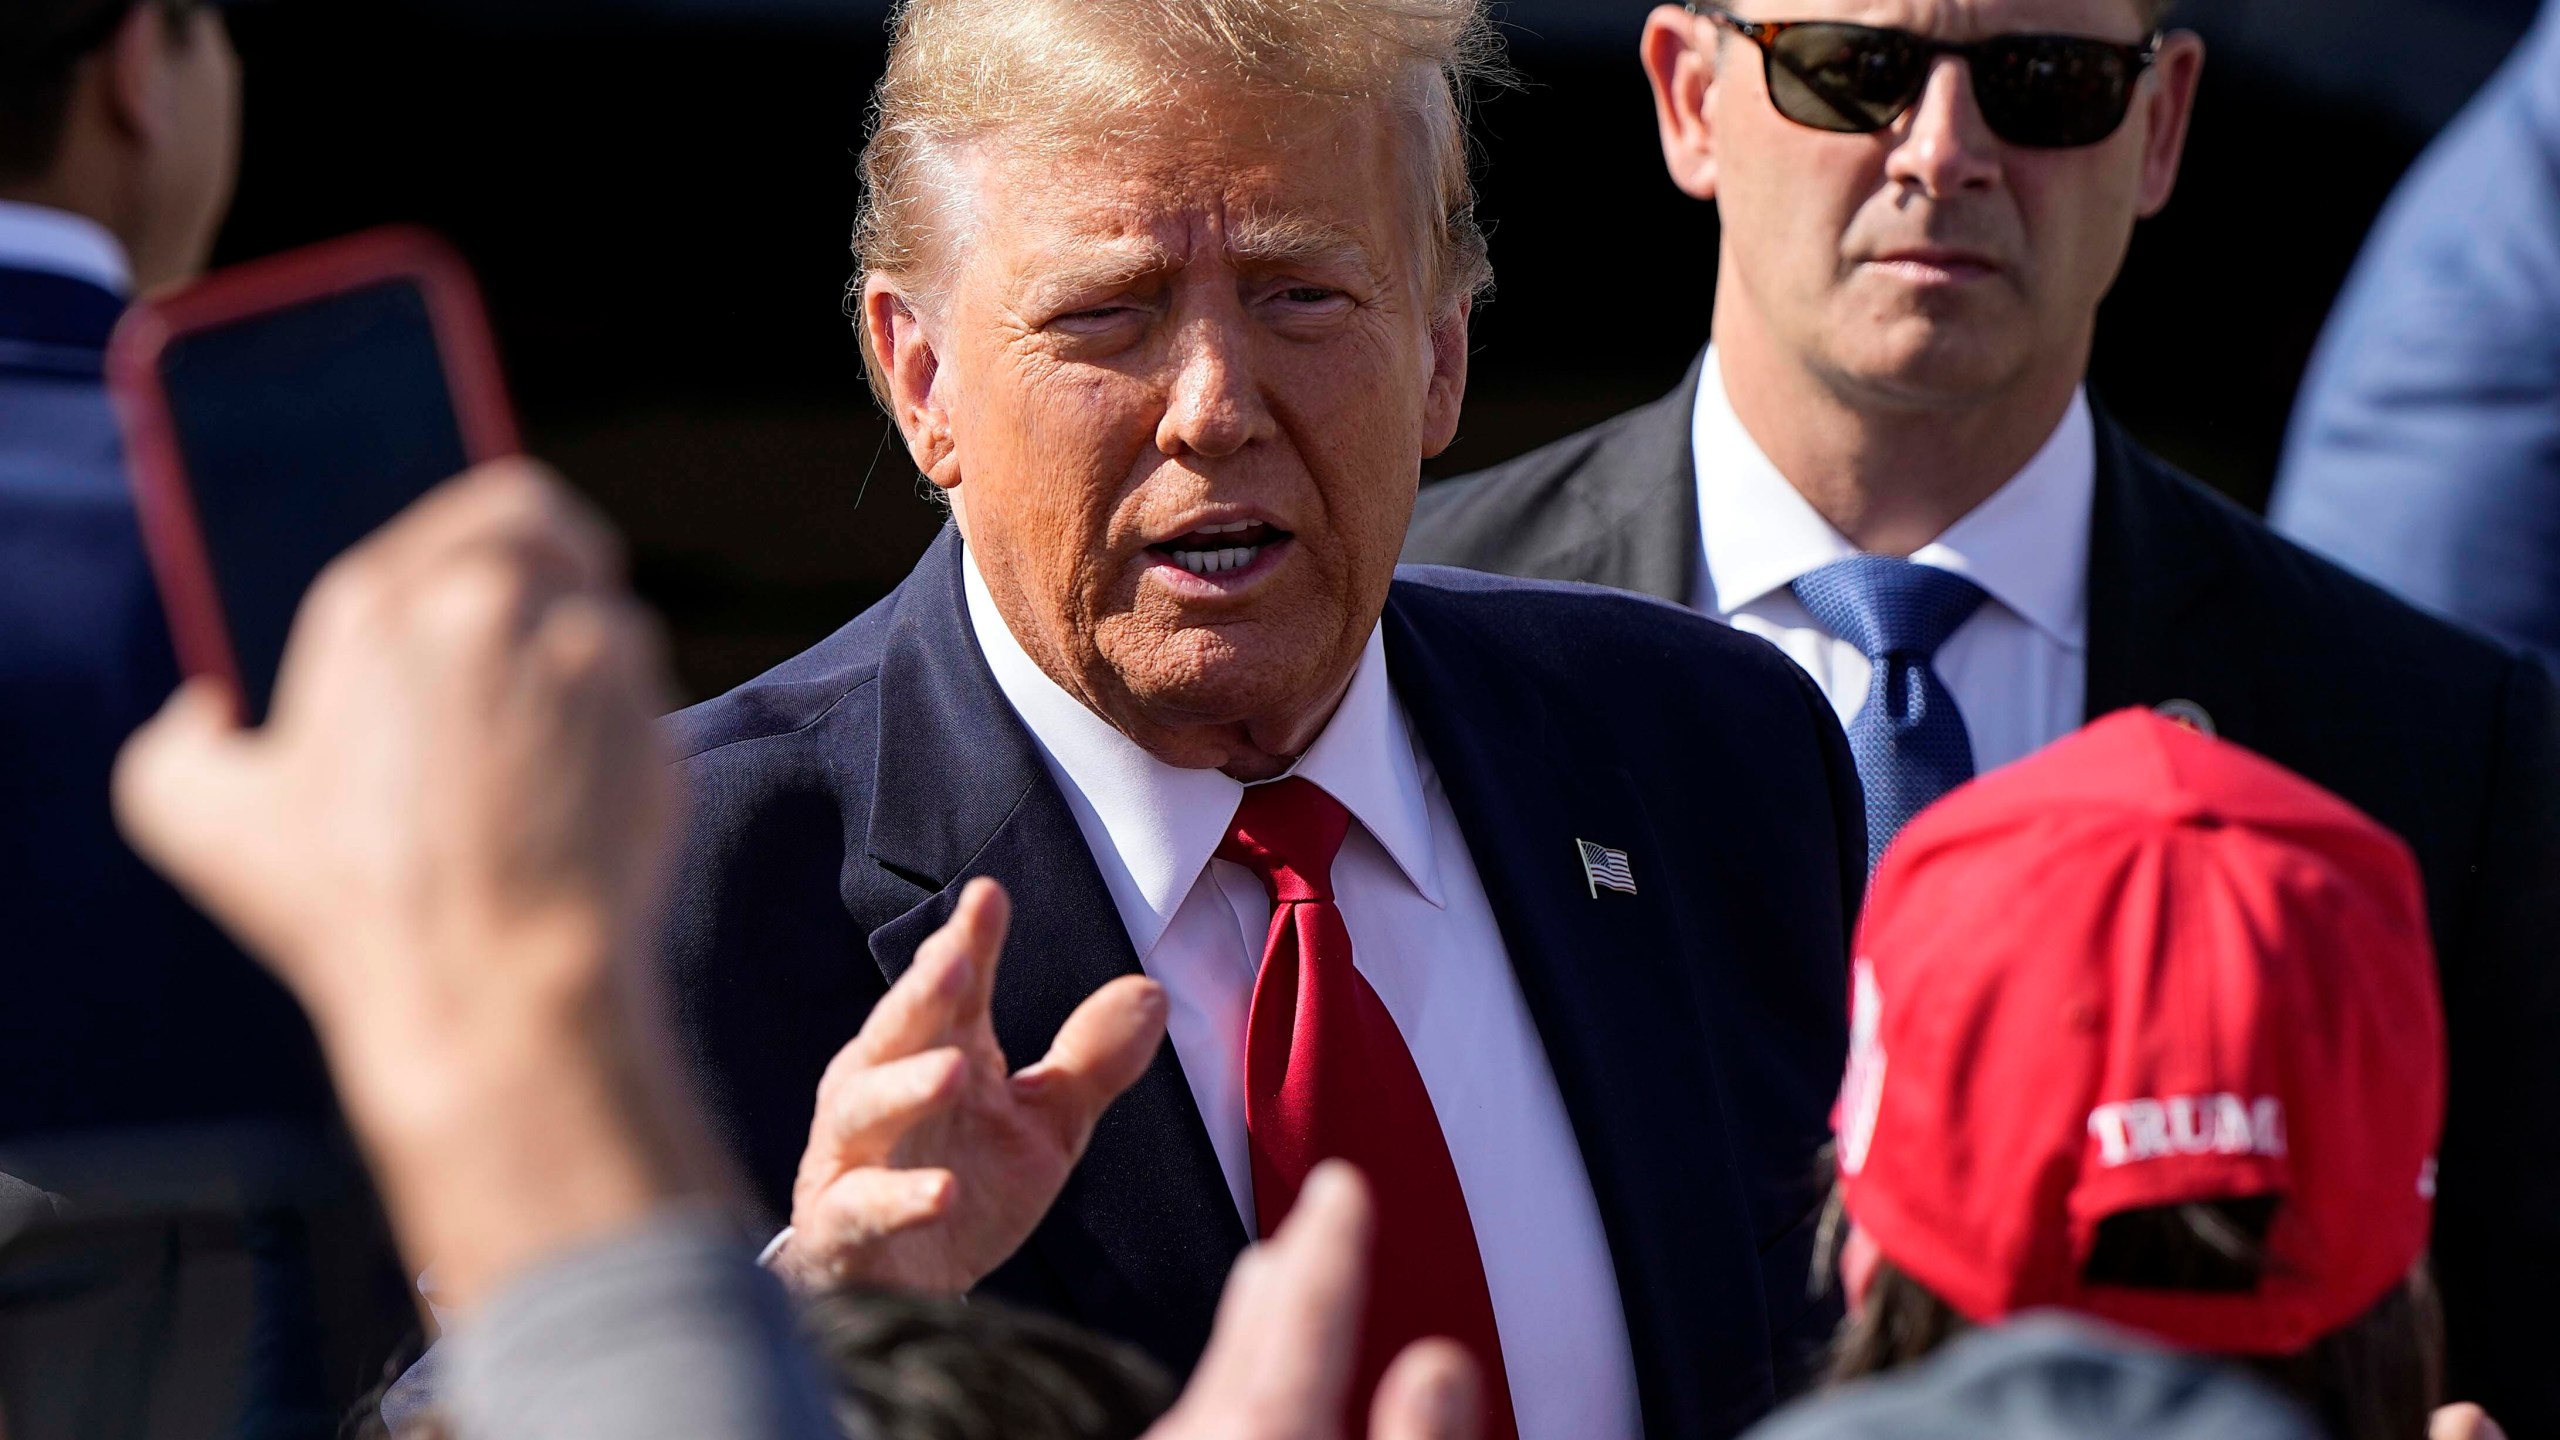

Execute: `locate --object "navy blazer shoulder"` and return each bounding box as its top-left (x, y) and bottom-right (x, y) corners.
top-left (666, 528), bottom-right (1864, 1439)
top-left (0, 266), bottom-right (329, 1140)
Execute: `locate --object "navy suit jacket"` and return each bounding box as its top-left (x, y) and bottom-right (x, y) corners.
top-left (665, 528), bottom-right (1867, 1439)
top-left (2272, 0), bottom-right (2560, 667)
top-left (0, 263), bottom-right (331, 1139)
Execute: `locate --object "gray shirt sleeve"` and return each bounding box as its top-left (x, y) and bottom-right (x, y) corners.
top-left (443, 1209), bottom-right (850, 1440)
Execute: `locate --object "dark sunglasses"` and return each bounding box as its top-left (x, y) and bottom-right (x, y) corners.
top-left (1689, 4), bottom-right (2161, 149)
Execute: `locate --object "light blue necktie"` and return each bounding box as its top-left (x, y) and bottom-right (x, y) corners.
top-left (1791, 556), bottom-right (1989, 871)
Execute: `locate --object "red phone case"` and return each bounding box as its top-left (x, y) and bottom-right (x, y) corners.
top-left (106, 225), bottom-right (521, 710)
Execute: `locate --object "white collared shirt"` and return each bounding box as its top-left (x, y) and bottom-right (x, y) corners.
top-left (962, 552), bottom-right (1641, 1440)
top-left (0, 200), bottom-right (133, 296)
top-left (1687, 345), bottom-right (2094, 776)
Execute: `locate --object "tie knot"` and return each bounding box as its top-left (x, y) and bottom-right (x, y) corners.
top-left (1791, 555), bottom-right (1989, 662)
top-left (1218, 777), bottom-right (1350, 904)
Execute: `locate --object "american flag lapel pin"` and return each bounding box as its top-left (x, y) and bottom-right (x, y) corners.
top-left (1577, 839), bottom-right (1638, 898)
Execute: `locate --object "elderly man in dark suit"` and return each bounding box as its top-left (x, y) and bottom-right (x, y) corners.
top-left (661, 1), bottom-right (1865, 1437)
top-left (1404, 1), bottom-right (2560, 1429)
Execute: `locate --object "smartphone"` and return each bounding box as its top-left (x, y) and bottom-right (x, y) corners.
top-left (108, 227), bottom-right (520, 724)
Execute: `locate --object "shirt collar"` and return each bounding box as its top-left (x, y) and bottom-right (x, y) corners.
top-left (1691, 344), bottom-right (2094, 650)
top-left (0, 201), bottom-right (133, 298)
top-left (961, 548), bottom-right (1442, 961)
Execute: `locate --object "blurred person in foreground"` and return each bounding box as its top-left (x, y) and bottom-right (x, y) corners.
top-left (2272, 0), bottom-right (2560, 671)
top-left (660, 0), bottom-right (1866, 1434)
top-left (1402, 1), bottom-right (2560, 1424)
top-left (112, 462), bottom-right (1485, 1440)
top-left (1744, 709), bottom-right (2503, 1440)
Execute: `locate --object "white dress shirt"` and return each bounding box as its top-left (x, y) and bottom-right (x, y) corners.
top-left (0, 199), bottom-right (133, 296)
top-left (962, 554), bottom-right (1642, 1440)
top-left (1686, 345), bottom-right (2094, 776)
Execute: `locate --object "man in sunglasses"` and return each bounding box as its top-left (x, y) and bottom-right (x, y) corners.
top-left (1405, 2), bottom-right (2560, 1431)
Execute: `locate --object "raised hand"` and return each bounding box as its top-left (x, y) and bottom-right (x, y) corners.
top-left (1146, 1162), bottom-right (1481, 1440)
top-left (113, 462), bottom-right (694, 1309)
top-left (773, 877), bottom-right (1168, 1293)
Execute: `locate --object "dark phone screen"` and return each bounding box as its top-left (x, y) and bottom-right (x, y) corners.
top-left (159, 278), bottom-right (469, 723)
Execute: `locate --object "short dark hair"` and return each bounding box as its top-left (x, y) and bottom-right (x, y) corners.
top-left (0, 0), bottom-right (200, 186)
top-left (1831, 1202), bottom-right (2444, 1440)
top-left (803, 1288), bottom-right (1176, 1440)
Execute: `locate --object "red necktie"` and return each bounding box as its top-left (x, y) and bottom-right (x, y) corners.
top-left (1219, 778), bottom-right (1519, 1440)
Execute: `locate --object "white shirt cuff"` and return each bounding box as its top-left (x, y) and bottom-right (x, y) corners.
top-left (756, 1226), bottom-right (794, 1268)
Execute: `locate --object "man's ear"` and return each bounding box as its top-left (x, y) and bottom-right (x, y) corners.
top-left (1641, 4), bottom-right (1722, 202)
top-left (2133, 32), bottom-right (2206, 219)
top-left (100, 1), bottom-right (173, 147)
top-left (1420, 295), bottom-right (1471, 460)
top-left (863, 277), bottom-right (960, 491)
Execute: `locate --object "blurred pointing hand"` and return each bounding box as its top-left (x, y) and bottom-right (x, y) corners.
top-left (775, 877), bottom-right (1167, 1293)
top-left (1147, 1162), bottom-right (1482, 1440)
top-left (114, 460), bottom-right (689, 1308)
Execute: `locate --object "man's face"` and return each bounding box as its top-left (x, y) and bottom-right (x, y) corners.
top-left (880, 95), bottom-right (1465, 770)
top-left (1680, 0), bottom-right (2199, 407)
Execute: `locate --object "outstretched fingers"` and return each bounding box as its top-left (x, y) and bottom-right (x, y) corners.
top-left (1015, 975), bottom-right (1168, 1153)
top-left (1371, 1341), bottom-right (1481, 1440)
top-left (1192, 1162), bottom-right (1375, 1420)
top-left (837, 878), bottom-right (1012, 1074)
top-left (813, 1046), bottom-right (968, 1169)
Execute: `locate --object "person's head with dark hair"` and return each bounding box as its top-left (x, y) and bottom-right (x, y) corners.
top-left (1826, 709), bottom-right (2451, 1440)
top-left (801, 1287), bottom-right (1176, 1440)
top-left (0, 0), bottom-right (239, 289)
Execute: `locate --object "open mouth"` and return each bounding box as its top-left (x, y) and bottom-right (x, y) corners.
top-left (1147, 519), bottom-right (1292, 578)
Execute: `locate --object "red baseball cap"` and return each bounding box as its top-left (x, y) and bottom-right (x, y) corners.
top-left (1835, 709), bottom-right (2445, 1356)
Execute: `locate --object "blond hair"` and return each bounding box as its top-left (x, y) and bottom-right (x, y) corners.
top-left (849, 0), bottom-right (1506, 406)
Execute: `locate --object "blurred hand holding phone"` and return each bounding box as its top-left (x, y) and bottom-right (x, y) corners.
top-left (108, 226), bottom-right (519, 724)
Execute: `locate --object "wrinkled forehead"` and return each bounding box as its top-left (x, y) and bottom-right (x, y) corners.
top-left (1718, 0), bottom-right (2154, 40)
top-left (955, 102), bottom-right (1417, 292)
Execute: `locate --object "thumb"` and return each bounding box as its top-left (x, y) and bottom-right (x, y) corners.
top-left (1017, 976), bottom-right (1168, 1152)
top-left (112, 676), bottom-right (275, 926)
top-left (1371, 1340), bottom-right (1480, 1440)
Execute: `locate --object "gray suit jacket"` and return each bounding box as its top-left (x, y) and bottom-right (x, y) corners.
top-left (446, 1213), bottom-right (841, 1440)
top-left (1407, 352), bottom-right (2560, 1433)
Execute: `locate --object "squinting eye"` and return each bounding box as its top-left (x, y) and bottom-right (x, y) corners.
top-left (1272, 287), bottom-right (1346, 307)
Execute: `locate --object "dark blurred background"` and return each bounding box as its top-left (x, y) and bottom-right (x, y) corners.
top-left (212, 0), bottom-right (2544, 704)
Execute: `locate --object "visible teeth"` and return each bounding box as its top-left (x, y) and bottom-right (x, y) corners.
top-left (1198, 520), bottom-right (1258, 535)
top-left (1173, 545), bottom-right (1262, 575)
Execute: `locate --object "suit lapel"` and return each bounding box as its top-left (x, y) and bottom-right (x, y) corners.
top-left (863, 530), bottom-right (1246, 1373)
top-left (1384, 585), bottom-right (1784, 1439)
top-left (2082, 408), bottom-right (2258, 740)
